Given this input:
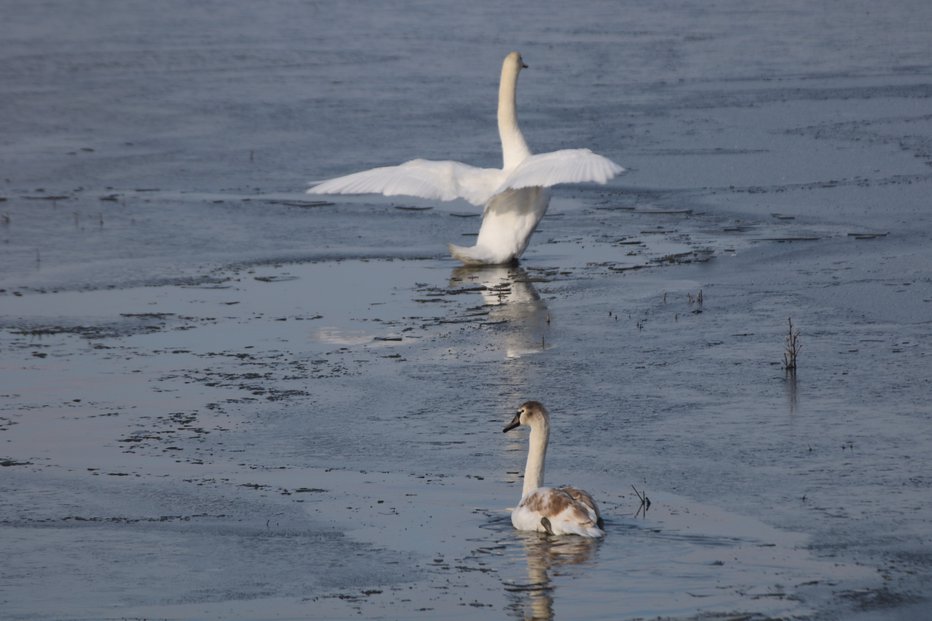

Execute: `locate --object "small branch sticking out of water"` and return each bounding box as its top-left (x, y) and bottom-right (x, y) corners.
top-left (783, 317), bottom-right (801, 372)
top-left (631, 484), bottom-right (651, 517)
top-left (687, 289), bottom-right (704, 313)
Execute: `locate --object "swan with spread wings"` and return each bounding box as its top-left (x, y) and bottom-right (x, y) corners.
top-left (308, 52), bottom-right (623, 265)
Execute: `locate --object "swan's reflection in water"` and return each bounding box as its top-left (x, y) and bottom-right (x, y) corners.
top-left (505, 531), bottom-right (601, 621)
top-left (449, 265), bottom-right (550, 359)
top-left (785, 370), bottom-right (798, 415)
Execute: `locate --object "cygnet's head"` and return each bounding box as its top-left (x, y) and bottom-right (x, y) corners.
top-left (503, 400), bottom-right (549, 433)
top-left (504, 51), bottom-right (529, 73)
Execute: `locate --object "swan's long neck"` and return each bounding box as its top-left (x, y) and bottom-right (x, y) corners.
top-left (498, 61), bottom-right (531, 170)
top-left (522, 418), bottom-right (549, 497)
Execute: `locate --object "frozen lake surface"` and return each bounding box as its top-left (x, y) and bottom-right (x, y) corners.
top-left (2, 1), bottom-right (932, 619)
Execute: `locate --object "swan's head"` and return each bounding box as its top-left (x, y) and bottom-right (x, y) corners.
top-left (503, 51), bottom-right (528, 74)
top-left (503, 400), bottom-right (549, 432)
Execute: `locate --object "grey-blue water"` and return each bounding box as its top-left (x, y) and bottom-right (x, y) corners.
top-left (2, 1), bottom-right (931, 619)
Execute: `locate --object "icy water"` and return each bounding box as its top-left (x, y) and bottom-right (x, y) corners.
top-left (2, 1), bottom-right (932, 619)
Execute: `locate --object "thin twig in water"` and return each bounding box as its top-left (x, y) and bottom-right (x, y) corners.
top-left (783, 317), bottom-right (802, 372)
top-left (687, 289), bottom-right (703, 312)
top-left (631, 484), bottom-right (651, 517)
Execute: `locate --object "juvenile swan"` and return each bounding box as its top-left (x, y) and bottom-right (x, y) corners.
top-left (504, 401), bottom-right (605, 537)
top-left (308, 52), bottom-right (623, 265)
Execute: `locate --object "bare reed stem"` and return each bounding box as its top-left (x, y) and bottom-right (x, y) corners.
top-left (783, 317), bottom-right (801, 371)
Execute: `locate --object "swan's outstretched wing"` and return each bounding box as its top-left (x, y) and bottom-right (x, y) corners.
top-left (308, 159), bottom-right (502, 207)
top-left (497, 149), bottom-right (623, 194)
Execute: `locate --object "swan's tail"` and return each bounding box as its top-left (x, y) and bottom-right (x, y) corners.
top-left (448, 243), bottom-right (518, 266)
top-left (561, 522), bottom-right (606, 538)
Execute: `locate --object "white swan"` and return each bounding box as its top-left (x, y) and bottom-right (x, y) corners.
top-left (308, 52), bottom-right (624, 265)
top-left (504, 400), bottom-right (605, 538)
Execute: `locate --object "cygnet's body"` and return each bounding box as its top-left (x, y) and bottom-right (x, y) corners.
top-left (504, 401), bottom-right (604, 538)
top-left (308, 52), bottom-right (623, 265)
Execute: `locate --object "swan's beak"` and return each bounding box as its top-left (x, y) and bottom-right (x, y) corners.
top-left (503, 412), bottom-right (521, 433)
top-left (521, 61), bottom-right (529, 69)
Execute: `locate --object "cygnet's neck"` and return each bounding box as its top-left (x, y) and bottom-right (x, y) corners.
top-left (522, 416), bottom-right (549, 497)
top-left (498, 60), bottom-right (531, 170)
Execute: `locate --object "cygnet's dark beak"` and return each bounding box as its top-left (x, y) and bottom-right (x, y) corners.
top-left (503, 412), bottom-right (521, 433)
top-left (521, 61), bottom-right (529, 69)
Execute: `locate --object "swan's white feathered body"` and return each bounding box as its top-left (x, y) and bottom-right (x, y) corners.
top-left (308, 52), bottom-right (623, 265)
top-left (450, 186), bottom-right (549, 265)
top-left (504, 401), bottom-right (605, 538)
